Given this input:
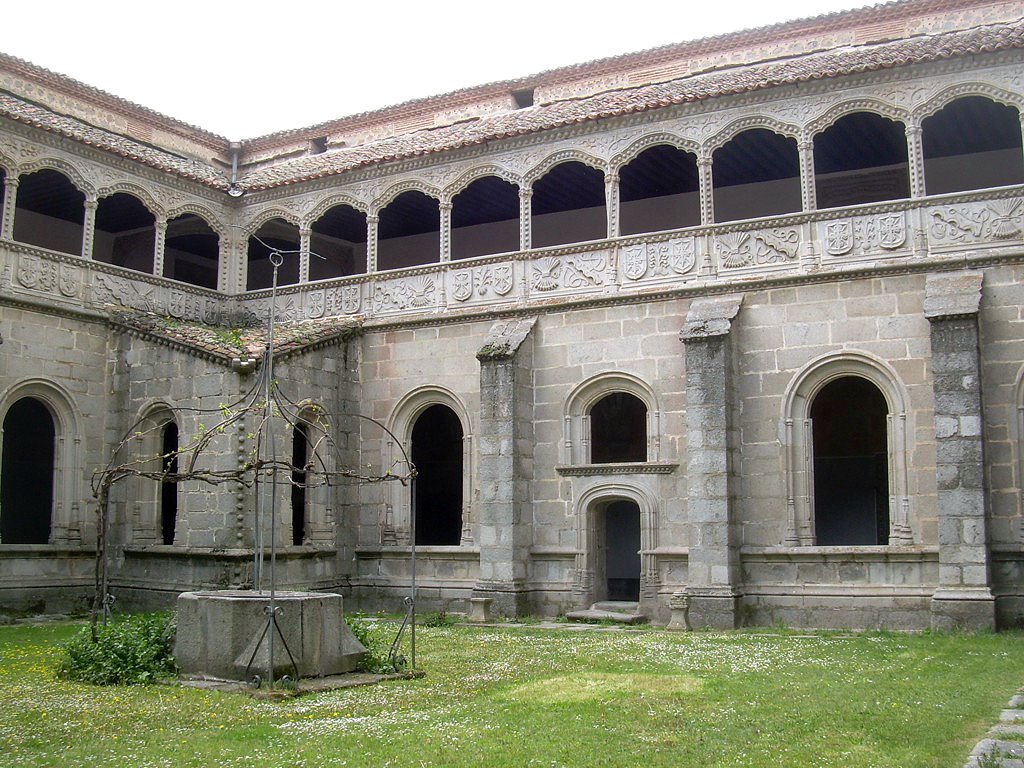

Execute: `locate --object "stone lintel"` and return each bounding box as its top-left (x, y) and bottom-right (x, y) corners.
top-left (923, 270), bottom-right (983, 320)
top-left (680, 294), bottom-right (743, 341)
top-left (476, 316), bottom-right (537, 361)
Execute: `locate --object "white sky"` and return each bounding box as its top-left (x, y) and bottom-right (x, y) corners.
top-left (4, 0), bottom-right (869, 140)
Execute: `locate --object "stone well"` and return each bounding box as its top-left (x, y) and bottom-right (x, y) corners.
top-left (174, 590), bottom-right (366, 682)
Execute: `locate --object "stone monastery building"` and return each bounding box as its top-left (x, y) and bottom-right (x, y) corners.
top-left (2, 0), bottom-right (1024, 631)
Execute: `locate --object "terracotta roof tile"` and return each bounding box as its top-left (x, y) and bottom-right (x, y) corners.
top-left (239, 18), bottom-right (1024, 191)
top-left (0, 92), bottom-right (230, 189)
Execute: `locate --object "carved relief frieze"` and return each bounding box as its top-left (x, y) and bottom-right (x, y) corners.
top-left (928, 198), bottom-right (1023, 245)
top-left (715, 227), bottom-right (800, 269)
top-left (305, 285), bottom-right (362, 317)
top-left (91, 273), bottom-right (162, 313)
top-left (14, 253), bottom-right (82, 299)
top-left (821, 212), bottom-right (908, 258)
top-left (621, 238), bottom-right (696, 281)
top-left (371, 274), bottom-right (437, 312)
top-left (530, 250), bottom-right (608, 293)
top-left (3, 136), bottom-right (42, 164)
top-left (450, 263), bottom-right (515, 303)
top-left (167, 289), bottom-right (219, 324)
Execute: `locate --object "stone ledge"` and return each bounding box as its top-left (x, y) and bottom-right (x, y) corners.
top-left (555, 461), bottom-right (678, 475)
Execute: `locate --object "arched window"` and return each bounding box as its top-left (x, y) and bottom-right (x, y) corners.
top-left (410, 404), bottom-right (463, 545)
top-left (13, 169), bottom-right (85, 255)
top-left (291, 421), bottom-right (309, 546)
top-left (531, 161), bottom-right (606, 248)
top-left (922, 96), bottom-right (1024, 195)
top-left (159, 422), bottom-right (179, 546)
top-left (590, 392), bottom-right (648, 463)
top-left (247, 218), bottom-right (300, 290)
top-left (1, 397), bottom-right (55, 544)
top-left (164, 213), bottom-right (220, 289)
top-left (814, 112), bottom-right (910, 209)
top-left (310, 203), bottom-right (367, 279)
top-left (713, 128), bottom-right (801, 222)
top-left (619, 144), bottom-right (700, 235)
top-left (451, 176), bottom-right (520, 259)
top-left (94, 193), bottom-right (156, 273)
top-left (377, 190), bottom-right (440, 271)
top-left (810, 377), bottom-right (890, 545)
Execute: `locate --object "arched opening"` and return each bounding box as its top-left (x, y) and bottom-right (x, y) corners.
top-left (531, 161), bottom-right (606, 248)
top-left (814, 112), bottom-right (910, 209)
top-left (410, 404), bottom-right (463, 545)
top-left (1, 397), bottom-right (55, 544)
top-left (619, 144), bottom-right (700, 235)
top-left (713, 128), bottom-right (801, 222)
top-left (0, 168), bottom-right (6, 231)
top-left (601, 499), bottom-right (642, 602)
top-left (377, 190), bottom-right (440, 271)
top-left (247, 218), bottom-right (300, 290)
top-left (810, 376), bottom-right (890, 545)
top-left (451, 176), bottom-right (520, 259)
top-left (590, 392), bottom-right (647, 463)
top-left (291, 422), bottom-right (309, 546)
top-left (923, 96), bottom-right (1024, 195)
top-left (160, 421), bottom-right (178, 546)
top-left (93, 193), bottom-right (156, 272)
top-left (310, 203), bottom-right (367, 279)
top-left (164, 213), bottom-right (220, 289)
top-left (13, 169), bottom-right (85, 255)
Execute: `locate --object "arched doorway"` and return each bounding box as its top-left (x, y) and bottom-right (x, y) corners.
top-left (601, 499), bottom-right (642, 601)
top-left (1, 397), bottom-right (55, 544)
top-left (810, 376), bottom-right (890, 545)
top-left (411, 404), bottom-right (464, 545)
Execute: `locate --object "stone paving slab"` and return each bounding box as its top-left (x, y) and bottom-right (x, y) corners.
top-left (964, 689), bottom-right (1024, 768)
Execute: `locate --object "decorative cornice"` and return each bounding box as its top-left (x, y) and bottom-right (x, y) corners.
top-left (556, 462), bottom-right (679, 476)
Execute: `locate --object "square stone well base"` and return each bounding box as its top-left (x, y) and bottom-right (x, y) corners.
top-left (175, 590), bottom-right (367, 682)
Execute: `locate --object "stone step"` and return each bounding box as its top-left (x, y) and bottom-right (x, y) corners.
top-left (565, 602), bottom-right (648, 625)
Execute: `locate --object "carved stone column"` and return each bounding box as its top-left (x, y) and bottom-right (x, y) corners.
top-left (519, 188), bottom-right (532, 252)
top-left (677, 294), bottom-right (744, 629)
top-left (472, 317), bottom-right (537, 618)
top-left (697, 153), bottom-right (714, 226)
top-left (798, 136), bottom-right (817, 212)
top-left (366, 214), bottom-right (379, 273)
top-left (924, 271), bottom-right (995, 630)
top-left (81, 198), bottom-right (98, 259)
top-left (2, 174), bottom-right (19, 240)
top-left (153, 218), bottom-right (167, 278)
top-left (299, 226), bottom-right (311, 282)
top-left (439, 201), bottom-right (452, 262)
top-left (605, 171), bottom-right (620, 239)
top-left (905, 121), bottom-right (926, 199)
top-left (218, 226), bottom-right (237, 293)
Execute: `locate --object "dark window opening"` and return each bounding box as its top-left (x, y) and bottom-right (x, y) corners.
top-left (309, 136), bottom-right (328, 155)
top-left (451, 176), bottom-right (520, 259)
top-left (310, 204), bottom-right (367, 279)
top-left (604, 500), bottom-right (641, 602)
top-left (291, 422), bottom-right (308, 546)
top-left (410, 404), bottom-right (463, 546)
top-left (247, 218), bottom-right (300, 290)
top-left (590, 392), bottom-right (647, 463)
top-left (377, 190), bottom-right (440, 271)
top-left (0, 168), bottom-right (6, 232)
top-left (811, 376), bottom-right (890, 546)
top-left (160, 422), bottom-right (179, 546)
top-left (713, 128), bottom-right (801, 222)
top-left (620, 144), bottom-right (700, 235)
top-left (814, 112), bottom-right (910, 209)
top-left (13, 169), bottom-right (85, 255)
top-left (512, 88), bottom-right (535, 109)
top-left (531, 161), bottom-right (606, 248)
top-left (94, 193), bottom-right (156, 273)
top-left (923, 96), bottom-right (1024, 195)
top-left (165, 214), bottom-right (219, 289)
top-left (1, 397), bottom-right (55, 545)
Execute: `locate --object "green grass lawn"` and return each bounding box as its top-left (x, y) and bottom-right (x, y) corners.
top-left (0, 619), bottom-right (1021, 767)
